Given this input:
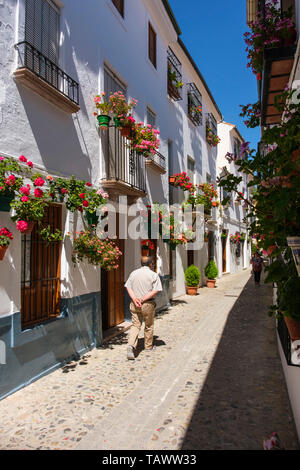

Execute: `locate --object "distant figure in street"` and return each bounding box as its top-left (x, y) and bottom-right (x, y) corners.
top-left (251, 251), bottom-right (263, 286)
top-left (125, 256), bottom-right (162, 360)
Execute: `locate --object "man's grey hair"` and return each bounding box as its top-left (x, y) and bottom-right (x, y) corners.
top-left (141, 256), bottom-right (153, 267)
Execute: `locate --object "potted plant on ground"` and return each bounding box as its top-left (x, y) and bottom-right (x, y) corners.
top-left (204, 260), bottom-right (218, 288)
top-left (94, 93), bottom-right (111, 129)
top-left (185, 264), bottom-right (201, 295)
top-left (0, 227), bottom-right (13, 260)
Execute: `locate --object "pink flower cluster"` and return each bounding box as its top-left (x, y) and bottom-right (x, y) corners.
top-left (16, 220), bottom-right (29, 233)
top-left (19, 155), bottom-right (33, 168)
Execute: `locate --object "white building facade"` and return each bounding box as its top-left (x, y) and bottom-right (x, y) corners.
top-left (0, 0), bottom-right (245, 398)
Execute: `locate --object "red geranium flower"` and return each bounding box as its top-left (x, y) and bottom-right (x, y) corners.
top-left (34, 188), bottom-right (43, 198)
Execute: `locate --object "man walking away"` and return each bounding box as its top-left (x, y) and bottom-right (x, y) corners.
top-left (251, 251), bottom-right (263, 286)
top-left (125, 256), bottom-right (162, 360)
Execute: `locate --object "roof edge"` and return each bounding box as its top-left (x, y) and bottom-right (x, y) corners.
top-left (161, 0), bottom-right (182, 36)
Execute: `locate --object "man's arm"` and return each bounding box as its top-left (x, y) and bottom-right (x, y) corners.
top-left (141, 290), bottom-right (158, 304)
top-left (126, 287), bottom-right (142, 308)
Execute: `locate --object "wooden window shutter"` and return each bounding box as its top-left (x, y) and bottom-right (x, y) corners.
top-left (148, 22), bottom-right (157, 68)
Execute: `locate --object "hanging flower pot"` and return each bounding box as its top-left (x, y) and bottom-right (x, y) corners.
top-left (97, 115), bottom-right (111, 128)
top-left (0, 194), bottom-right (14, 212)
top-left (16, 220), bottom-right (35, 235)
top-left (0, 245), bottom-right (8, 260)
top-left (121, 125), bottom-right (132, 139)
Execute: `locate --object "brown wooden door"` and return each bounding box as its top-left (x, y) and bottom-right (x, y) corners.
top-left (187, 249), bottom-right (194, 267)
top-left (101, 238), bottom-right (124, 331)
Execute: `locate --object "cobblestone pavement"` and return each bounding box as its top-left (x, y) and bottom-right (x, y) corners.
top-left (0, 269), bottom-right (299, 450)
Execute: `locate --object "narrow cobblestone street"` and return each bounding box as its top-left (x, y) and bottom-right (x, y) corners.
top-left (0, 269), bottom-right (299, 450)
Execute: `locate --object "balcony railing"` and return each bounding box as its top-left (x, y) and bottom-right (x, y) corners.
top-left (101, 125), bottom-right (146, 197)
top-left (145, 150), bottom-right (166, 174)
top-left (14, 41), bottom-right (79, 107)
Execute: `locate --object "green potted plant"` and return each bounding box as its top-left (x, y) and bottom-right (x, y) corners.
top-left (109, 91), bottom-right (138, 131)
top-left (185, 264), bottom-right (201, 295)
top-left (0, 156), bottom-right (24, 211)
top-left (11, 181), bottom-right (48, 234)
top-left (204, 260), bottom-right (218, 288)
top-left (0, 227), bottom-right (13, 260)
top-left (94, 93), bottom-right (111, 128)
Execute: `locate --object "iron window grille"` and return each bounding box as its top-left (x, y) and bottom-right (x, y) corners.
top-left (101, 125), bottom-right (146, 193)
top-left (167, 47), bottom-right (183, 101)
top-left (104, 65), bottom-right (127, 97)
top-left (206, 113), bottom-right (218, 136)
top-left (187, 83), bottom-right (202, 125)
top-left (21, 204), bottom-right (62, 329)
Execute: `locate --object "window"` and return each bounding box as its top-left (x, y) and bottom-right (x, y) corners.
top-left (111, 0), bottom-right (124, 17)
top-left (147, 107), bottom-right (156, 127)
top-left (25, 0), bottom-right (60, 64)
top-left (206, 173), bottom-right (212, 184)
top-left (104, 65), bottom-right (127, 96)
top-left (21, 204), bottom-right (62, 329)
top-left (234, 138), bottom-right (241, 159)
top-left (187, 157), bottom-right (195, 184)
top-left (148, 22), bottom-right (157, 68)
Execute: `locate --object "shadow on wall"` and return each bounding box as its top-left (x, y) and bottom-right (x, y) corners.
top-left (180, 277), bottom-right (300, 450)
top-left (16, 83), bottom-right (92, 179)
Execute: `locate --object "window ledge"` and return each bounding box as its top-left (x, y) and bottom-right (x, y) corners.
top-left (14, 67), bottom-right (80, 114)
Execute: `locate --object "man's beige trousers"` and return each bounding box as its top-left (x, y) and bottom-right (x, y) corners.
top-left (128, 301), bottom-right (155, 350)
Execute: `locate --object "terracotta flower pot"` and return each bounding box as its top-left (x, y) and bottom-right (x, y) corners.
top-left (206, 279), bottom-right (216, 288)
top-left (121, 125), bottom-right (132, 139)
top-left (24, 221), bottom-right (35, 235)
top-left (284, 316), bottom-right (300, 341)
top-left (186, 286), bottom-right (198, 295)
top-left (0, 245), bottom-right (8, 260)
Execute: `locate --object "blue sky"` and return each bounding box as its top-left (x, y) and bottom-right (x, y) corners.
top-left (169, 0), bottom-right (261, 150)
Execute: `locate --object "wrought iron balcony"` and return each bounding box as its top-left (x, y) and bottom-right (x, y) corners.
top-left (14, 41), bottom-right (80, 114)
top-left (167, 47), bottom-right (183, 101)
top-left (100, 125), bottom-right (146, 201)
top-left (187, 83), bottom-right (203, 126)
top-left (145, 150), bottom-right (166, 174)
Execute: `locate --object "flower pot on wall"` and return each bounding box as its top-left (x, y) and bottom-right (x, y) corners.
top-left (0, 246), bottom-right (8, 260)
top-left (97, 115), bottom-right (111, 128)
top-left (284, 316), bottom-right (300, 341)
top-left (0, 195), bottom-right (14, 212)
